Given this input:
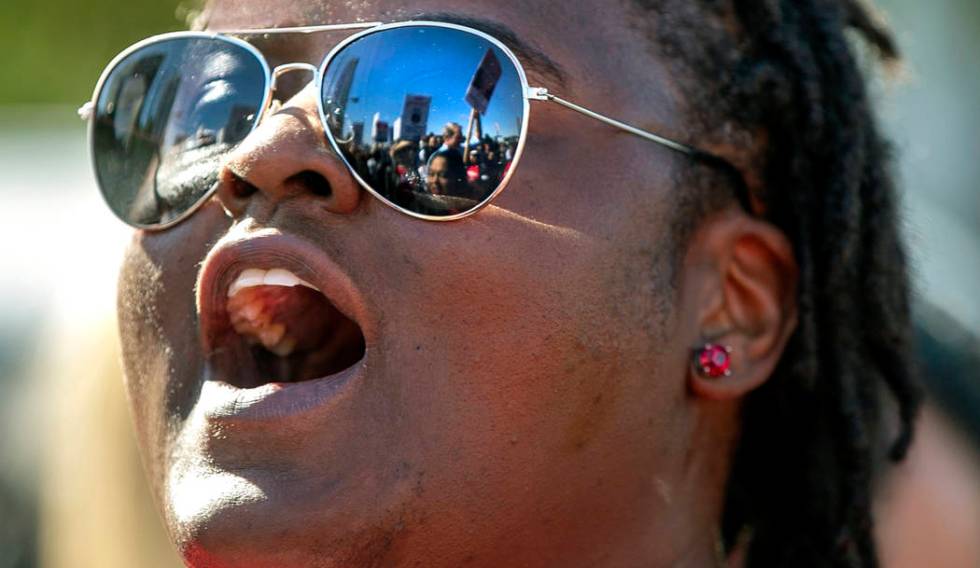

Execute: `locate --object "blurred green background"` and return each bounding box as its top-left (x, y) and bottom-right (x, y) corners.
top-left (0, 1), bottom-right (977, 567)
top-left (0, 0), bottom-right (189, 104)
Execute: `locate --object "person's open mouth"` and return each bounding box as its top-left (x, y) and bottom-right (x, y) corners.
top-left (222, 267), bottom-right (365, 387)
top-left (195, 228), bottom-right (371, 421)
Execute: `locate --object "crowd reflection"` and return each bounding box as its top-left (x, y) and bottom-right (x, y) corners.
top-left (342, 121), bottom-right (517, 216)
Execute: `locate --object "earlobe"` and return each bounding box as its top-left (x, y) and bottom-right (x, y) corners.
top-left (682, 210), bottom-right (799, 401)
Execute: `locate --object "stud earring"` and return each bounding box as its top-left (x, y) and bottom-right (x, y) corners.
top-left (692, 343), bottom-right (733, 378)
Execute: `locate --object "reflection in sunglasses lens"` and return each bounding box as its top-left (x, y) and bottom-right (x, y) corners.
top-left (92, 37), bottom-right (266, 227)
top-left (321, 26), bottom-right (525, 218)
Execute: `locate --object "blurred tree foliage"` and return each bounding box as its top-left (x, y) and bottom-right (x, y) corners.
top-left (0, 0), bottom-right (192, 104)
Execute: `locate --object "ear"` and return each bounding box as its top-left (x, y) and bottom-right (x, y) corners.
top-left (678, 208), bottom-right (799, 401)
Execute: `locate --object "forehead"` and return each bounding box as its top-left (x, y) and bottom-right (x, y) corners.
top-left (205, 0), bottom-right (625, 73)
top-left (206, 0), bottom-right (622, 33)
top-left (203, 0), bottom-right (680, 126)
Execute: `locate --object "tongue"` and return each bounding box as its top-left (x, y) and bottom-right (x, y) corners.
top-left (227, 285), bottom-right (333, 356)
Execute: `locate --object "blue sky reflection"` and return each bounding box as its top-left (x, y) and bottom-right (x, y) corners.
top-left (322, 27), bottom-right (524, 146)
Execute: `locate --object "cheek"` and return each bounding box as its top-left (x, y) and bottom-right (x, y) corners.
top-left (359, 206), bottom-right (685, 525)
top-left (371, 210), bottom-right (608, 378)
top-left (495, 110), bottom-right (678, 238)
top-left (116, 204), bottom-right (229, 489)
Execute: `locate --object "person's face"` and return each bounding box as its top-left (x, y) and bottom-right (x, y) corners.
top-left (444, 127), bottom-right (462, 148)
top-left (118, 1), bottom-right (708, 565)
top-left (392, 146), bottom-right (413, 167)
top-left (425, 155), bottom-right (451, 195)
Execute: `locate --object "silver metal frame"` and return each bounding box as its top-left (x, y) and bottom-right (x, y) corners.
top-left (311, 21), bottom-right (536, 221)
top-left (81, 21), bottom-right (705, 227)
top-left (82, 31), bottom-right (275, 230)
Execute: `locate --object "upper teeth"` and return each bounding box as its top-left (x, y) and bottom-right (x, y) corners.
top-left (227, 268), bottom-right (319, 298)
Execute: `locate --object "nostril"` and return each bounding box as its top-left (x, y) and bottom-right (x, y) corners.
top-left (229, 174), bottom-right (259, 199)
top-left (288, 170), bottom-right (333, 198)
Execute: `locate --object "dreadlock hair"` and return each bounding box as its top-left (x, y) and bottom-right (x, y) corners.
top-left (632, 0), bottom-right (924, 566)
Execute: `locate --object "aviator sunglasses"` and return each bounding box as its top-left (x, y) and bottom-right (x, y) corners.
top-left (80, 20), bottom-right (748, 228)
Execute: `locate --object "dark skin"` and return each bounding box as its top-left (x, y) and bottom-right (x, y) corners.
top-left (117, 1), bottom-right (797, 565)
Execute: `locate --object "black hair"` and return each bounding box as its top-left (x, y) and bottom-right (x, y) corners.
top-left (634, 0), bottom-right (924, 565)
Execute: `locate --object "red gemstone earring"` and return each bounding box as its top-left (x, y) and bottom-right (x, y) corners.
top-left (692, 343), bottom-right (733, 378)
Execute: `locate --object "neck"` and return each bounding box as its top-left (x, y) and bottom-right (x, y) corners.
top-left (673, 529), bottom-right (728, 568)
top-left (667, 402), bottom-right (742, 567)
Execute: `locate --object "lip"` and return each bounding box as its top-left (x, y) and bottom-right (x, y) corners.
top-left (195, 225), bottom-right (373, 422)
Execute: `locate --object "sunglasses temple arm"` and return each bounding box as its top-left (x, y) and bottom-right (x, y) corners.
top-left (533, 88), bottom-right (754, 212)
top-left (532, 90), bottom-right (697, 156)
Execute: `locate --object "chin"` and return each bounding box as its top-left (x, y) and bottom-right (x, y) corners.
top-left (165, 461), bottom-right (419, 568)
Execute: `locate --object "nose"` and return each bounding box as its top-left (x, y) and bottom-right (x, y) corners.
top-left (215, 82), bottom-right (362, 221)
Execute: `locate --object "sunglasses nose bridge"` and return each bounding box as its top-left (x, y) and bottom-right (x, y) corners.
top-left (272, 62), bottom-right (319, 80)
top-left (265, 62), bottom-right (320, 101)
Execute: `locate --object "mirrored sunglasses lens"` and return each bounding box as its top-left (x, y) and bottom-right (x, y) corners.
top-left (321, 26), bottom-right (525, 218)
top-left (92, 37), bottom-right (266, 227)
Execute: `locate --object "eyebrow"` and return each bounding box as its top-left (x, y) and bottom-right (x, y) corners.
top-left (401, 12), bottom-right (569, 90)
